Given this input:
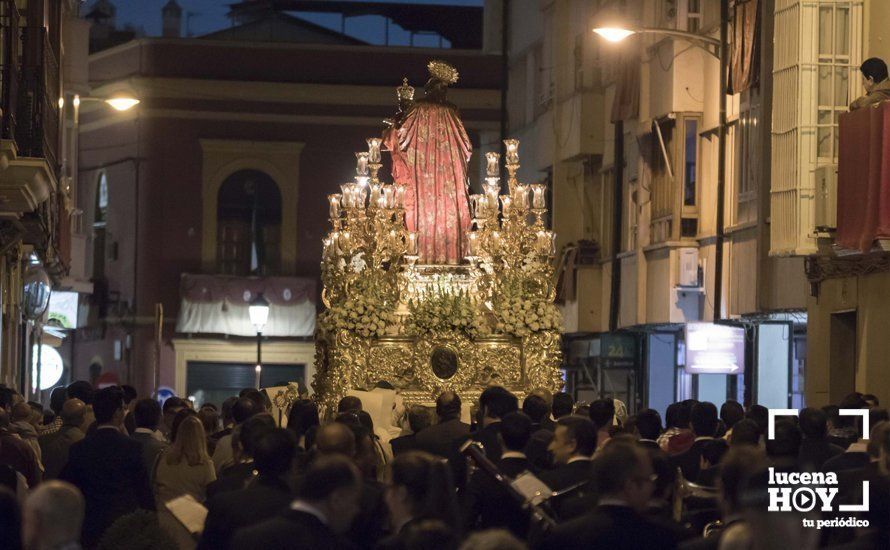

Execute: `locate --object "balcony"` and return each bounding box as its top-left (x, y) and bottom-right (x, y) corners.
top-left (0, 4), bottom-right (59, 217)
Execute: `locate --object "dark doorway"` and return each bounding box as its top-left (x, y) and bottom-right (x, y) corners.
top-left (829, 311), bottom-right (857, 403)
top-left (186, 361), bottom-right (305, 408)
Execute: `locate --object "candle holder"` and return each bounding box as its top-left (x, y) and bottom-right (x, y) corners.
top-left (485, 151), bottom-right (500, 177)
top-left (356, 152), bottom-right (370, 176)
top-left (367, 137), bottom-right (382, 163)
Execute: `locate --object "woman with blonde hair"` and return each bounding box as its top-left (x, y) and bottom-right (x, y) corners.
top-left (154, 412), bottom-right (217, 549)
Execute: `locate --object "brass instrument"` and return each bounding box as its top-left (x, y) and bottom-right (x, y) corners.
top-left (672, 467), bottom-right (719, 523)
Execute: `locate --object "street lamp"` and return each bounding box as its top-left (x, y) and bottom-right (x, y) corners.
top-left (74, 94), bottom-right (141, 111)
top-left (593, 0), bottom-right (729, 322)
top-left (249, 293), bottom-right (270, 389)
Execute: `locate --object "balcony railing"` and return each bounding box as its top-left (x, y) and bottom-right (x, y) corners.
top-left (16, 26), bottom-right (60, 170)
top-left (0, 0), bottom-right (19, 141)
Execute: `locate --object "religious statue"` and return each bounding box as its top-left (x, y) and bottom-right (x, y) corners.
top-left (384, 61), bottom-right (473, 265)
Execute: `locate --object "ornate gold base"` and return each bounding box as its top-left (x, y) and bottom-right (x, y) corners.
top-left (313, 329), bottom-right (563, 418)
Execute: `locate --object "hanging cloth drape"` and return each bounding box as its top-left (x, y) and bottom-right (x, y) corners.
top-left (610, 53), bottom-right (640, 123)
top-left (728, 0), bottom-right (760, 95)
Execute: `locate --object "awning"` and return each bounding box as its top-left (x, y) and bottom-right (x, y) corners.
top-left (175, 274), bottom-right (316, 337)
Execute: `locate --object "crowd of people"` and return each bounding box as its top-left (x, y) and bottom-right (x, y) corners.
top-left (0, 381), bottom-right (888, 550)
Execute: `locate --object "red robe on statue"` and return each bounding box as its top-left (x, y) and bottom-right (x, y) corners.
top-left (384, 100), bottom-right (472, 264)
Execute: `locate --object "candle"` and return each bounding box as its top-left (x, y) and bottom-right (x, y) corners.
top-left (467, 232), bottom-right (479, 256)
top-left (352, 183), bottom-right (367, 208)
top-left (531, 183), bottom-right (547, 209)
top-left (356, 152), bottom-right (370, 176)
top-left (407, 233), bottom-right (418, 255)
top-left (376, 192), bottom-right (387, 209)
top-left (367, 137), bottom-right (382, 163)
top-left (504, 139), bottom-right (520, 165)
top-left (514, 184), bottom-right (530, 210)
top-left (535, 230), bottom-right (549, 255)
top-left (323, 236), bottom-right (333, 258)
top-left (395, 185), bottom-right (406, 208)
top-left (485, 152), bottom-right (500, 177)
top-left (383, 185), bottom-right (395, 209)
top-left (500, 195), bottom-right (512, 216)
top-left (484, 181), bottom-right (499, 207)
top-left (491, 231), bottom-right (502, 250)
top-left (469, 194), bottom-right (484, 218)
top-left (328, 194), bottom-right (341, 219)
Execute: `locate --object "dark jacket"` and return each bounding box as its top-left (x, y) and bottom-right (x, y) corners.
top-left (199, 475), bottom-right (293, 550)
top-left (231, 509), bottom-right (353, 550)
top-left (207, 462), bottom-right (257, 499)
top-left (538, 504), bottom-right (679, 550)
top-left (389, 434), bottom-right (419, 457)
top-left (538, 459), bottom-right (597, 522)
top-left (525, 428), bottom-right (555, 472)
top-left (59, 427), bottom-right (155, 548)
top-left (462, 454), bottom-right (532, 538)
top-left (38, 424), bottom-right (84, 479)
top-left (414, 418), bottom-right (470, 458)
top-left (670, 438), bottom-right (712, 482)
top-left (797, 438), bottom-right (845, 471)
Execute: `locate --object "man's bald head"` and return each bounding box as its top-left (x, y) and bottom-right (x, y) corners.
top-left (315, 422), bottom-right (356, 458)
top-left (60, 399), bottom-right (86, 427)
top-left (436, 391), bottom-right (461, 420)
top-left (23, 481), bottom-right (84, 550)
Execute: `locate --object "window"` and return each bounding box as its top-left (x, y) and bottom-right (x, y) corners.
top-left (217, 170), bottom-right (282, 276)
top-left (735, 99), bottom-right (760, 225)
top-left (816, 3), bottom-right (853, 161)
top-left (92, 172), bottom-right (108, 283)
top-left (686, 0), bottom-right (702, 33)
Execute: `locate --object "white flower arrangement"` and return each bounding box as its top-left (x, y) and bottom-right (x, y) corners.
top-left (492, 276), bottom-right (562, 338)
top-left (318, 282), bottom-right (397, 339)
top-left (406, 289), bottom-right (490, 338)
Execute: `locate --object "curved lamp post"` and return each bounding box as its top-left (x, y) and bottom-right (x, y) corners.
top-left (593, 0), bottom-right (729, 323)
top-left (249, 293), bottom-right (270, 389)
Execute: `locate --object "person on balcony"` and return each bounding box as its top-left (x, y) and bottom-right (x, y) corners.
top-left (850, 57), bottom-right (890, 111)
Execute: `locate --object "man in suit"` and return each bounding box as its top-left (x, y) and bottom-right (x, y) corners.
top-left (60, 386), bottom-right (154, 548)
top-left (212, 397), bottom-right (261, 473)
top-left (463, 411), bottom-right (534, 538)
top-left (538, 441), bottom-right (678, 550)
top-left (207, 414), bottom-right (276, 499)
top-left (589, 398), bottom-right (615, 451)
top-left (524, 395), bottom-right (556, 471)
top-left (200, 428), bottom-right (297, 549)
top-left (538, 415), bottom-right (598, 521)
top-left (414, 391), bottom-right (470, 458)
top-left (634, 409), bottom-right (663, 451)
top-left (39, 398), bottom-right (87, 479)
top-left (390, 406), bottom-right (431, 456)
top-left (131, 398), bottom-right (167, 479)
top-left (232, 455), bottom-right (362, 550)
top-left (469, 386), bottom-right (519, 461)
top-left (670, 401), bottom-right (718, 482)
top-left (797, 407), bottom-right (844, 471)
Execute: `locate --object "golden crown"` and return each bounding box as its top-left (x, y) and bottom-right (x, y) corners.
top-left (427, 60), bottom-right (459, 85)
top-left (397, 77), bottom-right (415, 101)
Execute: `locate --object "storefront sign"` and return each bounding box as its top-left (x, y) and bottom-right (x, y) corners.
top-left (684, 323), bottom-right (745, 374)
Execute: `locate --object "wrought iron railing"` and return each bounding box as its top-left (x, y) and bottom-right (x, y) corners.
top-left (16, 26), bottom-right (60, 170)
top-left (0, 0), bottom-right (20, 141)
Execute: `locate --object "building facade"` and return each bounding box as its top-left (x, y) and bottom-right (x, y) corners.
top-left (0, 0), bottom-right (86, 398)
top-left (502, 0), bottom-right (878, 414)
top-left (68, 4), bottom-right (502, 401)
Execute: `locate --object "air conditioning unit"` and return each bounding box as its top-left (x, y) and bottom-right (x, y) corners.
top-left (815, 164), bottom-right (838, 231)
top-left (677, 247), bottom-right (699, 287)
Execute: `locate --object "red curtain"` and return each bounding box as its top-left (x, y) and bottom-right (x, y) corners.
top-left (728, 0), bottom-right (760, 95)
top-left (836, 103), bottom-right (890, 251)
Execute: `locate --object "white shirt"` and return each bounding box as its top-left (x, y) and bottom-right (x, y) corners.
top-left (291, 500), bottom-right (328, 525)
top-left (567, 455), bottom-right (593, 464)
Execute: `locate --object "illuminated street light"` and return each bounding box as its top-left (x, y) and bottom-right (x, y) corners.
top-left (592, 27), bottom-right (636, 43)
top-left (105, 96), bottom-right (141, 111)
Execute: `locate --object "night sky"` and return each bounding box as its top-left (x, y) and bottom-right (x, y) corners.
top-left (104, 0), bottom-right (483, 45)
